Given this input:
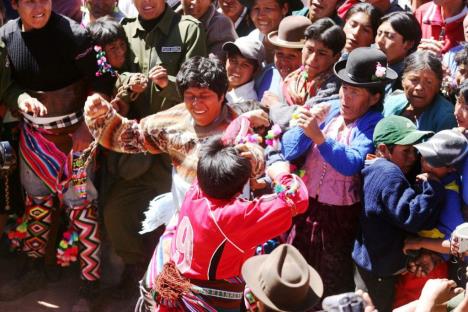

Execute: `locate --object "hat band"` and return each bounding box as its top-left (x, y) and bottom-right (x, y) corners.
top-left (273, 37), bottom-right (305, 47)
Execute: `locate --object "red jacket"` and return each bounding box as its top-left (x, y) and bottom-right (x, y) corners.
top-left (170, 174), bottom-right (308, 280)
top-left (415, 2), bottom-right (467, 53)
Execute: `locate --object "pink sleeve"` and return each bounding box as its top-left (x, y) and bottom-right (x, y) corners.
top-left (237, 173), bottom-right (309, 249)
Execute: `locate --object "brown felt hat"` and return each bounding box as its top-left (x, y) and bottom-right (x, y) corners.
top-left (268, 15), bottom-right (312, 49)
top-left (242, 244), bottom-right (323, 312)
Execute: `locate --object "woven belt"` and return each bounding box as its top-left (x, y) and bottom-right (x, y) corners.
top-left (191, 285), bottom-right (243, 300)
top-left (21, 111), bottom-right (83, 130)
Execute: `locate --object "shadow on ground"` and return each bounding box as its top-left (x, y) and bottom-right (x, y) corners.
top-left (0, 238), bottom-right (139, 312)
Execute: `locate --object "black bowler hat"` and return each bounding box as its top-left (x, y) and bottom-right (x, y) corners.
top-left (334, 47), bottom-right (398, 88)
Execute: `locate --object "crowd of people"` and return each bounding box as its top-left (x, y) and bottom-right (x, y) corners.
top-left (0, 0), bottom-right (467, 311)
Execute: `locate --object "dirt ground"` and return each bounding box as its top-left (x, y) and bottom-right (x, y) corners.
top-left (0, 238), bottom-right (139, 312)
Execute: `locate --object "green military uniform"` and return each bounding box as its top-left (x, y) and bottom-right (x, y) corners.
top-left (102, 5), bottom-right (207, 266)
top-left (122, 5), bottom-right (207, 118)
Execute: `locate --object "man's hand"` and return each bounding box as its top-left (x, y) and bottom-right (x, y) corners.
top-left (84, 93), bottom-right (112, 119)
top-left (418, 38), bottom-right (444, 56)
top-left (407, 251), bottom-right (442, 277)
top-left (416, 172), bottom-right (440, 183)
top-left (418, 279), bottom-right (463, 308)
top-left (18, 94), bottom-right (47, 116)
top-left (242, 109), bottom-right (270, 128)
top-left (129, 73), bottom-right (148, 93)
top-left (355, 290), bottom-right (377, 312)
top-left (267, 161), bottom-right (290, 181)
top-left (148, 65), bottom-right (168, 89)
top-left (403, 237), bottom-right (422, 255)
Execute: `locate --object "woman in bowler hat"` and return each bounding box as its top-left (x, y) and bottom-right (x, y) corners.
top-left (279, 47), bottom-right (397, 298)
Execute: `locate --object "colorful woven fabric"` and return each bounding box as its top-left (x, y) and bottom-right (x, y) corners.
top-left (22, 194), bottom-right (54, 258)
top-left (69, 204), bottom-right (101, 281)
top-left (19, 124), bottom-right (69, 194)
top-left (283, 68), bottom-right (334, 106)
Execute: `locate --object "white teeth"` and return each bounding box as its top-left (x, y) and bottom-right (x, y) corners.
top-left (33, 13), bottom-right (44, 18)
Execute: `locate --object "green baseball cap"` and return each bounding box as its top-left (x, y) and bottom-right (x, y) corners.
top-left (373, 115), bottom-right (433, 146)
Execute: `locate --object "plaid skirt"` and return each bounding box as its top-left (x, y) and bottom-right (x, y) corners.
top-left (285, 196), bottom-right (361, 298)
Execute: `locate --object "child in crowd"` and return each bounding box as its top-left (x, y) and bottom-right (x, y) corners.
top-left (353, 115), bottom-right (443, 312)
top-left (395, 129), bottom-right (468, 307)
top-left (223, 37), bottom-right (264, 109)
top-left (406, 129), bottom-right (468, 249)
top-left (454, 80), bottom-right (468, 208)
top-left (142, 136), bottom-right (309, 311)
top-left (88, 16), bottom-right (147, 115)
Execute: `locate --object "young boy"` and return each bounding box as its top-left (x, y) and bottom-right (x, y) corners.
top-left (352, 115), bottom-right (443, 312)
top-left (392, 129), bottom-right (468, 307)
top-left (223, 37), bottom-right (264, 108)
top-left (150, 136), bottom-right (308, 311)
top-left (408, 129), bottom-right (468, 246)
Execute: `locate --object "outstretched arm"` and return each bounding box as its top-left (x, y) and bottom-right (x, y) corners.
top-left (84, 93), bottom-right (161, 154)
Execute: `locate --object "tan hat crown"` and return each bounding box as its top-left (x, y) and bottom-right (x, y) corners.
top-left (242, 244), bottom-right (323, 312)
top-left (268, 16), bottom-right (312, 49)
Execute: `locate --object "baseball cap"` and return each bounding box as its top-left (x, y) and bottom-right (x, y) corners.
top-left (222, 37), bottom-right (265, 67)
top-left (373, 115), bottom-right (433, 146)
top-left (414, 129), bottom-right (468, 167)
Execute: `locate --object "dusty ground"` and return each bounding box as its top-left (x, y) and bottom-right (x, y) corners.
top-left (0, 238), bottom-right (139, 312)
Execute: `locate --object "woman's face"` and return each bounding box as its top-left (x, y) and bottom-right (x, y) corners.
top-left (219, 0), bottom-right (244, 22)
top-left (250, 0), bottom-right (287, 35)
top-left (302, 39), bottom-right (338, 79)
top-left (339, 83), bottom-right (380, 123)
top-left (307, 0), bottom-right (338, 22)
top-left (13, 0), bottom-right (52, 31)
top-left (274, 46), bottom-right (302, 79)
top-left (455, 93), bottom-right (468, 128)
top-left (87, 0), bottom-right (117, 18)
top-left (402, 69), bottom-right (440, 110)
top-left (375, 21), bottom-right (412, 65)
top-left (184, 87), bottom-right (223, 126)
top-left (343, 12), bottom-right (374, 53)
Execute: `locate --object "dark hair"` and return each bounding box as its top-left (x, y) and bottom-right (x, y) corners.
top-left (227, 99), bottom-right (263, 116)
top-left (345, 3), bottom-right (382, 37)
top-left (88, 16), bottom-right (127, 47)
top-left (176, 56), bottom-right (229, 99)
top-left (252, 0), bottom-right (288, 8)
top-left (403, 51), bottom-right (443, 82)
top-left (455, 43), bottom-right (468, 67)
top-left (380, 12), bottom-right (422, 54)
top-left (460, 79), bottom-right (468, 104)
top-left (304, 18), bottom-right (346, 55)
top-left (197, 137), bottom-right (251, 199)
